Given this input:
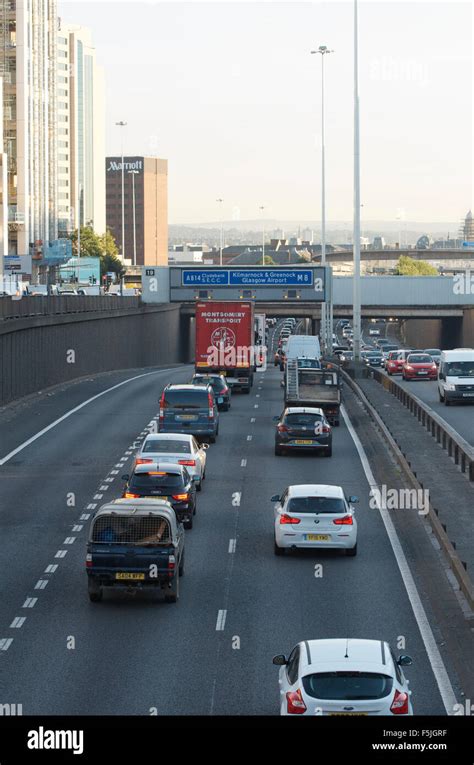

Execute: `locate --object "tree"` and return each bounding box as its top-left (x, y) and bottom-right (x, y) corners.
top-left (70, 227), bottom-right (102, 259)
top-left (69, 227), bottom-right (124, 277)
top-left (263, 255), bottom-right (275, 265)
top-left (395, 255), bottom-right (438, 276)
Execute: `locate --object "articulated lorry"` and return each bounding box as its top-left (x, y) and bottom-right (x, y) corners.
top-left (195, 301), bottom-right (255, 393)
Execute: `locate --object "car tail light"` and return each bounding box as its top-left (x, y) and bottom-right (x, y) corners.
top-left (168, 554), bottom-right (176, 571)
top-left (280, 514), bottom-right (300, 525)
top-left (390, 689), bottom-right (409, 714)
top-left (123, 492), bottom-right (140, 499)
top-left (179, 459), bottom-right (196, 467)
top-left (221, 387), bottom-right (229, 394)
top-left (172, 493), bottom-right (190, 501)
top-left (136, 458), bottom-right (153, 465)
top-left (333, 515), bottom-right (353, 525)
top-left (321, 425), bottom-right (331, 433)
top-left (277, 424), bottom-right (289, 433)
top-left (159, 392), bottom-right (165, 423)
top-left (208, 392), bottom-right (214, 419)
top-left (86, 553), bottom-right (92, 568)
top-left (286, 689), bottom-right (307, 714)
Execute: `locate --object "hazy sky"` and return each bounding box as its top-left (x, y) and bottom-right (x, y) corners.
top-left (60, 1), bottom-right (472, 224)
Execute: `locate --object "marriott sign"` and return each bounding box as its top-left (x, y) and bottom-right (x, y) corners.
top-left (107, 159), bottom-right (143, 173)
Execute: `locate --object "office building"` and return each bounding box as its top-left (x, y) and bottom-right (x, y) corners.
top-left (57, 21), bottom-right (105, 236)
top-left (106, 156), bottom-right (168, 265)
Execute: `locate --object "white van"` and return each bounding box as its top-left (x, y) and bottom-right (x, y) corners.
top-left (438, 349), bottom-right (474, 406)
top-left (286, 335), bottom-right (321, 361)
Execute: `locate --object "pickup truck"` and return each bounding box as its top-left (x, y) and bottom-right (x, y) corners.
top-left (86, 499), bottom-right (184, 603)
top-left (285, 367), bottom-right (341, 426)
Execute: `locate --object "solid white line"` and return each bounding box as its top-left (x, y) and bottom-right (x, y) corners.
top-left (0, 369), bottom-right (172, 466)
top-left (216, 610), bottom-right (227, 631)
top-left (341, 403), bottom-right (458, 714)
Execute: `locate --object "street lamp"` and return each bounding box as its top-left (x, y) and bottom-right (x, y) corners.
top-left (128, 170), bottom-right (139, 266)
top-left (115, 121), bottom-right (127, 261)
top-left (352, 0), bottom-right (362, 361)
top-left (216, 198), bottom-right (224, 266)
top-left (311, 45), bottom-right (333, 355)
top-left (259, 205), bottom-right (265, 265)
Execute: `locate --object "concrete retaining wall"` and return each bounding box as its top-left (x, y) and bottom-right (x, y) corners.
top-left (0, 303), bottom-right (193, 407)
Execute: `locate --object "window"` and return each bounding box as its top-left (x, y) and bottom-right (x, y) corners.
top-left (58, 180), bottom-right (69, 187)
top-left (288, 496), bottom-right (346, 514)
top-left (58, 141), bottom-right (68, 148)
top-left (58, 36), bottom-right (68, 45)
top-left (390, 647), bottom-right (403, 685)
top-left (286, 646), bottom-right (300, 686)
top-left (59, 128), bottom-right (68, 136)
top-left (58, 49), bottom-right (68, 58)
top-left (58, 154), bottom-right (69, 162)
top-left (58, 193), bottom-right (69, 200)
top-left (58, 75), bottom-right (68, 83)
top-left (58, 62), bottom-right (68, 71)
top-left (59, 114), bottom-right (68, 122)
top-left (128, 472), bottom-right (185, 492)
top-left (302, 672), bottom-right (393, 701)
top-left (446, 361), bottom-right (474, 377)
top-left (143, 439), bottom-right (191, 454)
top-left (162, 390), bottom-right (209, 408)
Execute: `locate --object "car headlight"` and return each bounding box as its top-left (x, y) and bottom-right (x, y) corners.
top-left (444, 383), bottom-right (456, 391)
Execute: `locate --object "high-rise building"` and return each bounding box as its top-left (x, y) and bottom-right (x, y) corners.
top-left (57, 21), bottom-right (105, 236)
top-left (460, 210), bottom-right (474, 242)
top-left (106, 156), bottom-right (168, 266)
top-left (0, 0), bottom-right (58, 258)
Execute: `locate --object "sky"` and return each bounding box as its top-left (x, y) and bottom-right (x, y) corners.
top-left (59, 1), bottom-right (473, 225)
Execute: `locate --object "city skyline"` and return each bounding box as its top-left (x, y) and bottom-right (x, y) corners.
top-left (60, 1), bottom-right (472, 225)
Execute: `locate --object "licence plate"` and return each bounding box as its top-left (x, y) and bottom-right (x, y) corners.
top-left (177, 414), bottom-right (197, 421)
top-left (463, 392), bottom-right (474, 397)
top-left (295, 440), bottom-right (313, 445)
top-left (217, 397), bottom-right (223, 403)
top-left (329, 712), bottom-right (368, 716)
top-left (418, 371), bottom-right (428, 375)
top-left (115, 573), bottom-right (145, 580)
top-left (305, 534), bottom-right (330, 541)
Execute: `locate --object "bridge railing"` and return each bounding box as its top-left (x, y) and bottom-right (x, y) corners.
top-left (0, 295), bottom-right (141, 320)
top-left (369, 367), bottom-right (474, 482)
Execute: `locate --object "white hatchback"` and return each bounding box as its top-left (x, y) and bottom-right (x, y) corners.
top-left (272, 484), bottom-right (358, 556)
top-left (273, 638), bottom-right (414, 716)
top-left (134, 433), bottom-right (208, 491)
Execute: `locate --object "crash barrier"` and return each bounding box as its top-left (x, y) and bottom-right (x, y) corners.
top-left (0, 295), bottom-right (140, 320)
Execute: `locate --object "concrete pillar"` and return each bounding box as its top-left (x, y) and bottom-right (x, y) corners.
top-left (461, 308), bottom-right (474, 347)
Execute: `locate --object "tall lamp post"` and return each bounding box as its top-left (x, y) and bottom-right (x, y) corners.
top-left (353, 0), bottom-right (361, 361)
top-left (115, 121), bottom-right (127, 262)
top-left (128, 169), bottom-right (139, 266)
top-left (311, 45), bottom-right (333, 355)
top-left (259, 205), bottom-right (265, 265)
top-left (216, 198), bottom-right (224, 265)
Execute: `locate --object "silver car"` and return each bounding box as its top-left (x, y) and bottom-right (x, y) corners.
top-left (134, 433), bottom-right (208, 491)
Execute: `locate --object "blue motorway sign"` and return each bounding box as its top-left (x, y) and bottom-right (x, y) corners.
top-left (462, 242), bottom-right (474, 248)
top-left (181, 269), bottom-right (314, 287)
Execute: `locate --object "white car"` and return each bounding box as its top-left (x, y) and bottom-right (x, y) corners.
top-left (134, 433), bottom-right (208, 491)
top-left (272, 484), bottom-right (358, 556)
top-left (273, 638), bottom-right (414, 716)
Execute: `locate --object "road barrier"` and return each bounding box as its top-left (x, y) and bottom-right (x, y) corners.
top-left (0, 295), bottom-right (140, 320)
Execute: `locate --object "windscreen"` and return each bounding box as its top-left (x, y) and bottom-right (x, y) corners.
top-left (142, 439), bottom-right (191, 454)
top-left (425, 349), bottom-right (441, 355)
top-left (285, 413), bottom-right (323, 427)
top-left (288, 496), bottom-right (346, 514)
top-left (302, 672), bottom-right (393, 700)
top-left (163, 390), bottom-right (209, 408)
top-left (129, 473), bottom-right (185, 492)
top-left (446, 361), bottom-right (474, 377)
top-left (193, 377), bottom-right (225, 391)
top-left (297, 359), bottom-right (321, 369)
top-left (407, 355), bottom-right (432, 364)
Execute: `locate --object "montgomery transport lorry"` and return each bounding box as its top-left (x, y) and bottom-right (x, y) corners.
top-left (195, 301), bottom-right (255, 393)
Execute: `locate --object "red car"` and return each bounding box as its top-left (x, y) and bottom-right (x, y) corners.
top-left (386, 350), bottom-right (412, 375)
top-left (402, 353), bottom-right (438, 381)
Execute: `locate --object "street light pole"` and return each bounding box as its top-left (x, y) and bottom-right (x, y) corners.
top-left (115, 121), bottom-right (127, 262)
top-left (128, 170), bottom-right (139, 266)
top-left (259, 205), bottom-right (265, 265)
top-left (216, 198), bottom-right (224, 265)
top-left (353, 0), bottom-right (361, 361)
top-left (312, 45), bottom-right (333, 355)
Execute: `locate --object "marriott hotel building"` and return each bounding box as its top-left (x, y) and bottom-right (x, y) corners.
top-left (105, 156), bottom-right (168, 265)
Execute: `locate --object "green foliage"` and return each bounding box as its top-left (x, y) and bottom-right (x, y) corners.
top-left (69, 227), bottom-right (124, 277)
top-left (263, 255), bottom-right (275, 265)
top-left (395, 255), bottom-right (438, 276)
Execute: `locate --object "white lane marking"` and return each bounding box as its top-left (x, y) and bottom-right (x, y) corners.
top-left (64, 537), bottom-right (76, 545)
top-left (104, 477), bottom-right (114, 483)
top-left (99, 485), bottom-right (109, 491)
top-left (0, 369), bottom-right (174, 466)
top-left (110, 470), bottom-right (119, 476)
top-left (87, 503), bottom-right (97, 510)
top-left (45, 564), bottom-right (58, 574)
top-left (125, 451), bottom-right (132, 456)
top-left (72, 525), bottom-right (83, 533)
top-left (80, 514), bottom-right (90, 521)
top-left (0, 639), bottom-right (13, 651)
top-left (246, 435), bottom-right (252, 441)
top-left (10, 617), bottom-right (26, 629)
top-left (228, 539), bottom-right (237, 553)
top-left (93, 494), bottom-right (103, 500)
top-left (55, 550), bottom-right (67, 559)
top-left (250, 417), bottom-right (256, 423)
top-left (22, 598), bottom-right (37, 608)
top-left (254, 404), bottom-right (259, 409)
top-left (240, 459), bottom-right (247, 467)
top-left (341, 403), bottom-right (458, 714)
top-left (215, 610), bottom-right (227, 631)
top-left (34, 580), bottom-right (48, 590)
top-left (256, 395), bottom-right (260, 398)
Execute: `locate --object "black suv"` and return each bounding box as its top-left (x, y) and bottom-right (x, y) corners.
top-left (122, 462), bottom-right (197, 529)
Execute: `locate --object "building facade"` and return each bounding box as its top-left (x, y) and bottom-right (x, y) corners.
top-left (56, 21), bottom-right (105, 237)
top-left (106, 156), bottom-right (168, 266)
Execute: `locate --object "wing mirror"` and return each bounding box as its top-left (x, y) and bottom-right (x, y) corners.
top-left (272, 654), bottom-right (287, 666)
top-left (202, 443), bottom-right (210, 450)
top-left (397, 655), bottom-right (413, 667)
top-left (271, 494), bottom-right (280, 503)
top-left (348, 496), bottom-right (359, 504)
top-left (121, 474), bottom-right (130, 481)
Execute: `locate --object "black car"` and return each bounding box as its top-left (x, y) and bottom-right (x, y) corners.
top-left (190, 373), bottom-right (231, 411)
top-left (273, 407), bottom-right (332, 457)
top-left (122, 462), bottom-right (197, 529)
top-left (362, 350), bottom-right (384, 367)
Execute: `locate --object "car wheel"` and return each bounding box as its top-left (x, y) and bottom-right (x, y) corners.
top-left (325, 446), bottom-right (332, 457)
top-left (165, 572), bottom-right (179, 603)
top-left (179, 550), bottom-right (185, 577)
top-left (439, 390), bottom-right (445, 403)
top-left (224, 403), bottom-right (230, 411)
top-left (243, 387), bottom-right (251, 394)
top-left (274, 540), bottom-right (285, 556)
top-left (88, 581), bottom-right (103, 602)
top-left (209, 434), bottom-right (216, 443)
top-left (184, 516), bottom-right (193, 530)
top-left (193, 501), bottom-right (197, 515)
top-left (346, 543), bottom-right (357, 557)
top-left (274, 446), bottom-right (283, 456)
top-left (196, 479), bottom-right (202, 492)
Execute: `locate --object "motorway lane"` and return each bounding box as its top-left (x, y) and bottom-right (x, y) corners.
top-left (0, 355), bottom-right (449, 715)
top-left (369, 322), bottom-right (474, 446)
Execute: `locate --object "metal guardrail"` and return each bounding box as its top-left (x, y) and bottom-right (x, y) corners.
top-left (369, 367), bottom-right (474, 482)
top-left (0, 295), bottom-right (141, 321)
